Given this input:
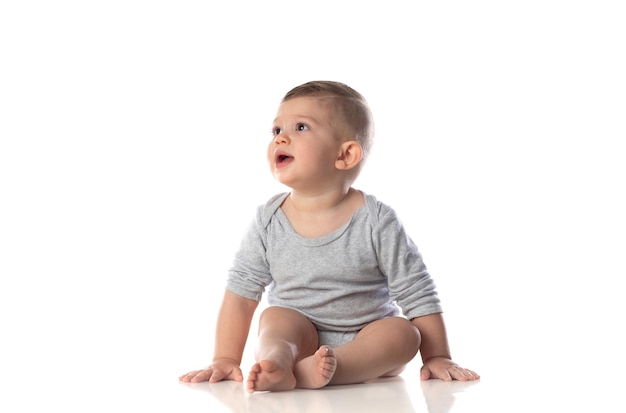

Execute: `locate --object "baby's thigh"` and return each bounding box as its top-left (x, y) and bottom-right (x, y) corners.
top-left (358, 317), bottom-right (421, 349)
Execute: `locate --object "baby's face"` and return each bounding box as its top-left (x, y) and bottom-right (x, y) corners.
top-left (268, 97), bottom-right (344, 190)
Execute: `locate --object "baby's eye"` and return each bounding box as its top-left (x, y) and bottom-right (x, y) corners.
top-left (296, 123), bottom-right (309, 131)
top-left (272, 126), bottom-right (281, 136)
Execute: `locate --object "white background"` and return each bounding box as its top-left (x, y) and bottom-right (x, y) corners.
top-left (1, 1), bottom-right (624, 411)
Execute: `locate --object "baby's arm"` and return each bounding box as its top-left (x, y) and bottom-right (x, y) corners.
top-left (411, 313), bottom-right (479, 381)
top-left (179, 290), bottom-right (258, 383)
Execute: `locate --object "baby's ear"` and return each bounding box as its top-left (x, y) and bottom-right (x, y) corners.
top-left (335, 141), bottom-right (363, 171)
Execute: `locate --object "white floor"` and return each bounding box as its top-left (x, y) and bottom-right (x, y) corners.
top-left (180, 337), bottom-right (623, 412)
top-left (3, 346), bottom-right (621, 413)
top-left (2, 289), bottom-right (623, 413)
top-left (174, 370), bottom-right (616, 413)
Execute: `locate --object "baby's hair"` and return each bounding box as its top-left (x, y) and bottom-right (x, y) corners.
top-left (282, 81), bottom-right (374, 162)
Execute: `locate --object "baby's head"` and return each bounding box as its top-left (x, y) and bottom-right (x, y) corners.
top-left (282, 81), bottom-right (374, 169)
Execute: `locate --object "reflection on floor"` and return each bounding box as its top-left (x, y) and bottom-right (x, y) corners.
top-left (181, 374), bottom-right (481, 413)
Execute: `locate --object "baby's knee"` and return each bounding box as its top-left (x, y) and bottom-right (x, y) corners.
top-left (258, 306), bottom-right (315, 331)
top-left (389, 317), bottom-right (421, 356)
top-left (259, 306), bottom-right (300, 322)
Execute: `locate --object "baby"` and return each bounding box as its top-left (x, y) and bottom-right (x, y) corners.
top-left (179, 80), bottom-right (479, 393)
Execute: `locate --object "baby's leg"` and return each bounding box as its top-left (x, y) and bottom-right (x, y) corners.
top-left (330, 317), bottom-right (421, 385)
top-left (247, 306), bottom-right (322, 393)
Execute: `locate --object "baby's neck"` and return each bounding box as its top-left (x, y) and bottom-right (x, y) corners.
top-left (280, 188), bottom-right (365, 238)
top-left (287, 187), bottom-right (355, 213)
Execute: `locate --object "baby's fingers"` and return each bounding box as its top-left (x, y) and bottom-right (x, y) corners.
top-left (448, 366), bottom-right (480, 381)
top-left (208, 368), bottom-right (226, 383)
top-left (178, 369), bottom-right (213, 383)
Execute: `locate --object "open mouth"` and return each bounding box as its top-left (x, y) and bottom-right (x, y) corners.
top-left (275, 151), bottom-right (294, 166)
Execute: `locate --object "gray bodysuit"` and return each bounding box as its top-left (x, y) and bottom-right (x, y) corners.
top-left (226, 192), bottom-right (443, 346)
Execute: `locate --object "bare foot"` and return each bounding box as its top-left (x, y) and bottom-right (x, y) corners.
top-left (247, 359), bottom-right (296, 393)
top-left (294, 346), bottom-right (337, 389)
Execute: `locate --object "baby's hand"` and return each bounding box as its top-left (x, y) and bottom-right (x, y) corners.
top-left (420, 357), bottom-right (480, 381)
top-left (179, 359), bottom-right (244, 383)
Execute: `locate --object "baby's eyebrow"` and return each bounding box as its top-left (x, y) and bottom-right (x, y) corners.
top-left (293, 114), bottom-right (318, 123)
top-left (272, 114), bottom-right (320, 125)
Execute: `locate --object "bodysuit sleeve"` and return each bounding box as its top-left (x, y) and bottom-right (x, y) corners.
top-left (373, 204), bottom-right (443, 319)
top-left (225, 206), bottom-right (273, 302)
